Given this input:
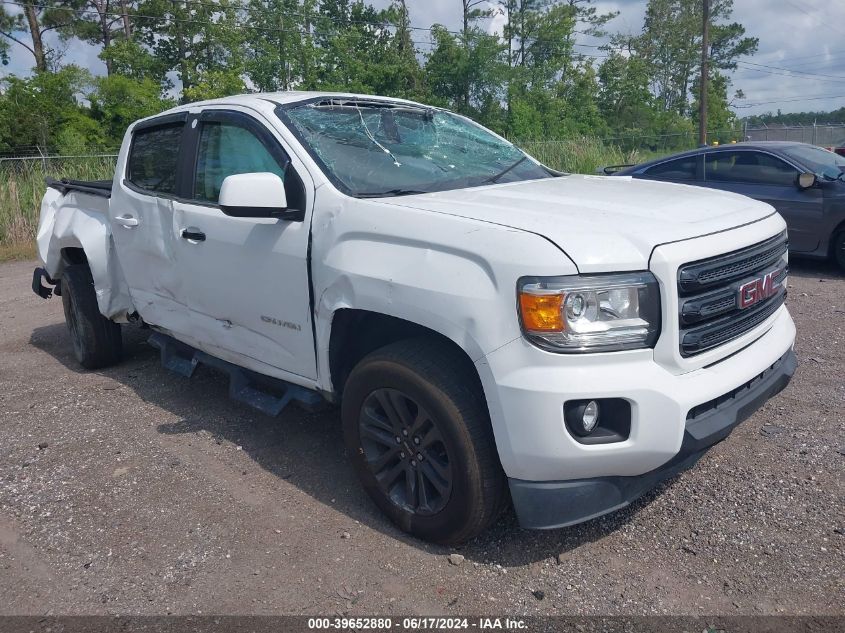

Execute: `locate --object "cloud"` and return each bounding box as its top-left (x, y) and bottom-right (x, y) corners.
top-left (3, 0), bottom-right (843, 117)
top-left (592, 0), bottom-right (845, 116)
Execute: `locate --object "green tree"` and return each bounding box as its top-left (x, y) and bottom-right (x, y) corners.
top-left (626, 0), bottom-right (757, 117)
top-left (88, 74), bottom-right (174, 144)
top-left (134, 0), bottom-right (245, 101)
top-left (597, 51), bottom-right (654, 132)
top-left (244, 0), bottom-right (314, 91)
top-left (60, 0), bottom-right (136, 75)
top-left (0, 1), bottom-right (75, 71)
top-left (312, 0), bottom-right (406, 94)
top-left (0, 66), bottom-right (101, 153)
top-left (425, 24), bottom-right (506, 120)
top-left (99, 38), bottom-right (171, 88)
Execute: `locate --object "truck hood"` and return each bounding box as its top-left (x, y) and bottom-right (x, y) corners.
top-left (381, 175), bottom-right (777, 272)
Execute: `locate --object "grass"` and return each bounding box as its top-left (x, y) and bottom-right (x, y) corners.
top-left (518, 137), bottom-right (647, 174)
top-left (0, 241), bottom-right (37, 262)
top-left (0, 139), bottom-right (652, 258)
top-left (0, 156), bottom-right (116, 259)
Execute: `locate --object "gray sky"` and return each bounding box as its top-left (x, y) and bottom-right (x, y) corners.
top-left (3, 0), bottom-right (844, 117)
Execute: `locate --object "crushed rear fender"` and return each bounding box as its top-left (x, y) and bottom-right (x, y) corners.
top-left (37, 188), bottom-right (134, 320)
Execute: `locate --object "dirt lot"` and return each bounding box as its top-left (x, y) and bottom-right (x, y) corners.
top-left (0, 258), bottom-right (842, 616)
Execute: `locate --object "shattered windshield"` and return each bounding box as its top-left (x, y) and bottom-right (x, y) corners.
top-left (280, 99), bottom-right (553, 197)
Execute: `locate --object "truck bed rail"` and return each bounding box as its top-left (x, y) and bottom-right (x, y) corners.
top-left (46, 177), bottom-right (113, 198)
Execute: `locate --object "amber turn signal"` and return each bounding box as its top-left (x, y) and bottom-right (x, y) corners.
top-left (519, 292), bottom-right (564, 332)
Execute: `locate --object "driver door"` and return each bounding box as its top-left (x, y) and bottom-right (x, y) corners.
top-left (171, 109), bottom-right (317, 381)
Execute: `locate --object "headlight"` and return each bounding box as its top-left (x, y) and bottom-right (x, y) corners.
top-left (517, 272), bottom-right (661, 352)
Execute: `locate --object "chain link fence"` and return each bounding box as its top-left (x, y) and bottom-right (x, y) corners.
top-left (743, 123), bottom-right (845, 147)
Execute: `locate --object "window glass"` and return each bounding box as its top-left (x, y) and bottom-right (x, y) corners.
top-left (643, 156), bottom-right (698, 180)
top-left (781, 144), bottom-right (845, 181)
top-left (127, 124), bottom-right (183, 193)
top-left (705, 151), bottom-right (797, 186)
top-left (194, 122), bottom-right (286, 203)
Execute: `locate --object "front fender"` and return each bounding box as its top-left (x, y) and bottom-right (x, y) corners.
top-left (310, 192), bottom-right (576, 392)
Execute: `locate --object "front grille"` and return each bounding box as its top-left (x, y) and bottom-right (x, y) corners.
top-left (677, 232), bottom-right (788, 357)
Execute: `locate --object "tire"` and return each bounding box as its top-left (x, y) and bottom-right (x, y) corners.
top-left (61, 263), bottom-right (123, 369)
top-left (833, 231), bottom-right (845, 272)
top-left (341, 338), bottom-right (507, 544)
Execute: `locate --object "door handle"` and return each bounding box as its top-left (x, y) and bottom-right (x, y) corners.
top-left (181, 229), bottom-right (206, 242)
top-left (114, 215), bottom-right (139, 228)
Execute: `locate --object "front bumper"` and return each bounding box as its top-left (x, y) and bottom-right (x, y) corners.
top-left (508, 348), bottom-right (797, 529)
top-left (476, 306), bottom-right (795, 482)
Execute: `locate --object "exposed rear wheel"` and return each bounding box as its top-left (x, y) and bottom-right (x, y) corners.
top-left (342, 338), bottom-right (507, 544)
top-left (61, 263), bottom-right (123, 369)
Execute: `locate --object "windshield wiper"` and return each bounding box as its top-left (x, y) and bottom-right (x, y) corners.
top-left (357, 188), bottom-right (428, 198)
top-left (485, 156), bottom-right (528, 183)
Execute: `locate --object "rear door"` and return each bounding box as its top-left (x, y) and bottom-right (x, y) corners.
top-left (702, 149), bottom-right (823, 252)
top-left (635, 153), bottom-right (703, 185)
top-left (110, 113), bottom-right (193, 334)
top-left (170, 108), bottom-right (317, 380)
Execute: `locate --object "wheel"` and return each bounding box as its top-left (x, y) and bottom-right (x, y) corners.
top-left (833, 231), bottom-right (845, 271)
top-left (341, 338), bottom-right (507, 544)
top-left (61, 263), bottom-right (123, 369)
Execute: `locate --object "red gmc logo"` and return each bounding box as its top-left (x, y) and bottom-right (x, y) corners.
top-left (738, 269), bottom-right (782, 309)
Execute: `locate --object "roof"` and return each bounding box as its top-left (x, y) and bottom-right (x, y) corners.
top-left (165, 91), bottom-right (425, 114)
top-left (613, 141), bottom-right (816, 174)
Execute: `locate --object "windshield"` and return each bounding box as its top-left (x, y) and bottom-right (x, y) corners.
top-left (782, 144), bottom-right (845, 180)
top-left (280, 99), bottom-right (553, 197)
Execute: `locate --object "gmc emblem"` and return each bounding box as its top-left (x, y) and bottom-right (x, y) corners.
top-left (738, 269), bottom-right (782, 309)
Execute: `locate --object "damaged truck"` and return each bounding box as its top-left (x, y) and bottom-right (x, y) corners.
top-left (33, 92), bottom-right (797, 544)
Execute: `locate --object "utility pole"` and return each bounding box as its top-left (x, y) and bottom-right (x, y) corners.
top-left (698, 0), bottom-right (710, 146)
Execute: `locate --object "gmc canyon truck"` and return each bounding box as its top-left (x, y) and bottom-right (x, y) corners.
top-left (33, 92), bottom-right (797, 544)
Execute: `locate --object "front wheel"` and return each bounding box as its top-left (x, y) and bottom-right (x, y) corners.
top-left (341, 339), bottom-right (507, 544)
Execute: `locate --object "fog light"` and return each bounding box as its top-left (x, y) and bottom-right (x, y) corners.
top-left (582, 400), bottom-right (599, 432)
top-left (564, 398), bottom-right (631, 444)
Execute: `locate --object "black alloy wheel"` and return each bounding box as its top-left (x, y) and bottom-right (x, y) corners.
top-left (341, 338), bottom-right (508, 544)
top-left (358, 387), bottom-right (452, 515)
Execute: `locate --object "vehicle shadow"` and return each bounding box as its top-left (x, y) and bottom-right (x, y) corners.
top-left (29, 320), bottom-right (670, 566)
top-left (787, 256), bottom-right (843, 280)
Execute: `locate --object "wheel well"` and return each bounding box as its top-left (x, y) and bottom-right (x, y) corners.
top-left (328, 309), bottom-right (483, 400)
top-left (60, 247), bottom-right (88, 267)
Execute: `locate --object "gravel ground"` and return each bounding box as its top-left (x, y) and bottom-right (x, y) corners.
top-left (0, 258), bottom-right (842, 616)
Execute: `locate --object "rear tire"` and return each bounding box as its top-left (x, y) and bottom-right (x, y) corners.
top-left (341, 338), bottom-right (507, 544)
top-left (61, 263), bottom-right (123, 369)
top-left (833, 231), bottom-right (845, 272)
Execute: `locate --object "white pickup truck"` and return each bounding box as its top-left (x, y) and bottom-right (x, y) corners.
top-left (34, 92), bottom-right (797, 544)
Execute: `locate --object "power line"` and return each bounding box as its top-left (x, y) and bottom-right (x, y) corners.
top-left (2, 0), bottom-right (440, 47)
top-left (4, 0), bottom-right (844, 114)
top-left (4, 0), bottom-right (616, 57)
top-left (734, 62), bottom-right (845, 85)
top-left (737, 59), bottom-right (845, 81)
top-left (782, 0), bottom-right (845, 38)
top-left (757, 47), bottom-right (845, 63)
top-left (760, 51), bottom-right (845, 71)
top-left (735, 93), bottom-right (845, 108)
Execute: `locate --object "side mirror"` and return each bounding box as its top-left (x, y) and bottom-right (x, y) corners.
top-left (797, 172), bottom-right (817, 190)
top-left (218, 172), bottom-right (304, 221)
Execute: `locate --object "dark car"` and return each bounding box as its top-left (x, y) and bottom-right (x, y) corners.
top-left (827, 137), bottom-right (845, 157)
top-left (612, 141), bottom-right (845, 270)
